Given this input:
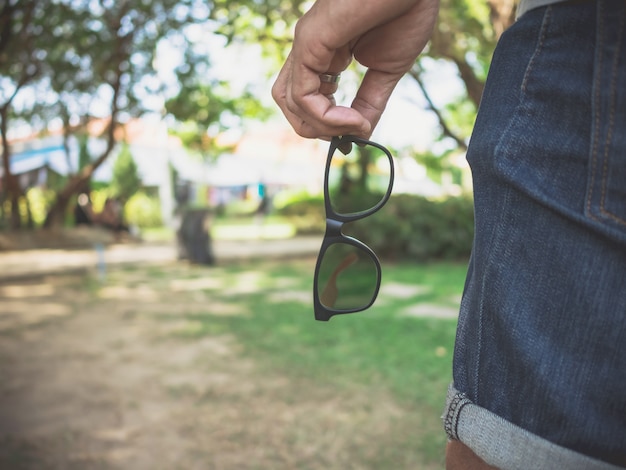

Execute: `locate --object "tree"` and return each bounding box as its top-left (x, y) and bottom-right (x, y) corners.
top-left (39, 0), bottom-right (212, 228)
top-left (205, 0), bottom-right (516, 182)
top-left (0, 0), bottom-right (213, 229)
top-left (0, 1), bottom-right (62, 229)
top-left (411, 0), bottom-right (515, 145)
top-left (207, 0), bottom-right (307, 54)
top-left (110, 142), bottom-right (141, 205)
top-left (165, 79), bottom-right (270, 160)
top-left (2, 0), bottom-right (516, 231)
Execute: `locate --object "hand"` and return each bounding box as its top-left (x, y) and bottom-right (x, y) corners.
top-left (272, 0), bottom-right (439, 140)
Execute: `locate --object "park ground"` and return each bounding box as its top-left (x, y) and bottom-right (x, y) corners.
top-left (0, 234), bottom-right (463, 470)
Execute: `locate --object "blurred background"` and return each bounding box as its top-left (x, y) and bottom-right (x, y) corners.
top-left (0, 0), bottom-right (517, 468)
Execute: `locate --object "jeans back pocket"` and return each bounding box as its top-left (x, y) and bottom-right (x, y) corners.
top-left (586, 0), bottom-right (626, 239)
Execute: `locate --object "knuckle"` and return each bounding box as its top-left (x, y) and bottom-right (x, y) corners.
top-left (270, 84), bottom-right (281, 102)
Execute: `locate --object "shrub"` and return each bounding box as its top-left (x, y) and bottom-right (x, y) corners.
top-left (276, 193), bottom-right (325, 234)
top-left (110, 143), bottom-right (141, 203)
top-left (278, 191), bottom-right (474, 261)
top-left (124, 191), bottom-right (163, 228)
top-left (25, 187), bottom-right (55, 227)
top-left (346, 194), bottom-right (475, 261)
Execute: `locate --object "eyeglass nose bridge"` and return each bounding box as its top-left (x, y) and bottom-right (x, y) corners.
top-left (324, 218), bottom-right (344, 237)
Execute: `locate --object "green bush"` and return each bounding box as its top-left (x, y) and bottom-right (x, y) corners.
top-left (110, 143), bottom-right (141, 203)
top-left (346, 194), bottom-right (474, 261)
top-left (276, 193), bottom-right (325, 234)
top-left (124, 191), bottom-right (163, 228)
top-left (279, 191), bottom-right (474, 261)
top-left (25, 187), bottom-right (56, 227)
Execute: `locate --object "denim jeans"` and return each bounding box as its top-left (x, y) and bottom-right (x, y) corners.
top-left (442, 0), bottom-right (626, 468)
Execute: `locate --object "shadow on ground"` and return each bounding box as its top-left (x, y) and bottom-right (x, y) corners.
top-left (0, 262), bottom-right (446, 470)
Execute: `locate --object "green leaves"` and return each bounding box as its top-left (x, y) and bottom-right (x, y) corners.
top-left (164, 80), bottom-right (269, 158)
top-left (110, 142), bottom-right (141, 203)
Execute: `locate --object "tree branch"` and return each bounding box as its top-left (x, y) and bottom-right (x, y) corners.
top-left (487, 0), bottom-right (517, 39)
top-left (408, 67), bottom-right (468, 151)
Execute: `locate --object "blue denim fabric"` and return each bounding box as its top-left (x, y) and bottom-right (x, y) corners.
top-left (444, 385), bottom-right (625, 470)
top-left (445, 0), bottom-right (626, 468)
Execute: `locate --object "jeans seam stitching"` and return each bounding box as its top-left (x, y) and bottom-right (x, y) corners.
top-left (586, 0), bottom-right (604, 223)
top-left (520, 6), bottom-right (551, 95)
top-left (598, 7), bottom-right (626, 227)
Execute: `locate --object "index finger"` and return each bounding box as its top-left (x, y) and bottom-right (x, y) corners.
top-left (288, 65), bottom-right (371, 137)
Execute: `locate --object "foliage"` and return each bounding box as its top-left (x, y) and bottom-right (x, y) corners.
top-left (207, 0), bottom-right (310, 58)
top-left (149, 258), bottom-right (466, 465)
top-left (212, 0), bottom-right (511, 181)
top-left (77, 134), bottom-right (91, 171)
top-left (346, 194), bottom-right (475, 261)
top-left (275, 193), bottom-right (325, 234)
top-left (279, 192), bottom-right (474, 261)
top-left (2, 0), bottom-right (510, 232)
top-left (110, 143), bottom-right (141, 204)
top-left (23, 187), bottom-right (51, 227)
top-left (0, 186), bottom-right (65, 229)
top-left (35, 184), bottom-right (162, 230)
top-left (1, 0), bottom-right (213, 228)
top-left (0, 1), bottom-right (60, 229)
top-left (428, 0), bottom-right (497, 93)
top-left (89, 188), bottom-right (109, 214)
top-left (272, 188), bottom-right (319, 210)
top-left (160, 5), bottom-right (274, 159)
top-left (124, 191), bottom-right (163, 228)
top-left (165, 80), bottom-right (269, 159)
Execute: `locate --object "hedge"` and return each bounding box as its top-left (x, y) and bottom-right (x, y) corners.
top-left (278, 193), bottom-right (474, 261)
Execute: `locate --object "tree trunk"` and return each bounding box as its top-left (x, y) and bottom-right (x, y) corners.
top-left (44, 42), bottom-right (124, 229)
top-left (487, 0), bottom-right (517, 39)
top-left (1, 105), bottom-right (23, 230)
top-left (43, 119), bottom-right (118, 228)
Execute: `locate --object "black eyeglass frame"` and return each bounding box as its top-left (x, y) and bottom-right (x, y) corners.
top-left (313, 135), bottom-right (395, 321)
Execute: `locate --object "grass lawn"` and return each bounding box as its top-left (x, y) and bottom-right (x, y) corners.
top-left (0, 256), bottom-right (467, 469)
top-left (157, 258), bottom-right (467, 467)
top-left (140, 216), bottom-right (300, 243)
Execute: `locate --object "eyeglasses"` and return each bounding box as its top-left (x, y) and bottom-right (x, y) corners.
top-left (313, 135), bottom-right (394, 321)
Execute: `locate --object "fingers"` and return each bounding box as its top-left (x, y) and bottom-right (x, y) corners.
top-left (271, 56), bottom-right (400, 140)
top-left (271, 53), bottom-right (371, 140)
top-left (271, 0), bottom-right (438, 141)
top-left (351, 68), bottom-right (404, 133)
top-left (277, 76), bottom-right (372, 139)
top-left (318, 74), bottom-right (340, 104)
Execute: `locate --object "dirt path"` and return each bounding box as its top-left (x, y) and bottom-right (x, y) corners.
top-left (0, 267), bottom-right (443, 470)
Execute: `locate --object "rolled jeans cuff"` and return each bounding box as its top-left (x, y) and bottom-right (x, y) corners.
top-left (442, 384), bottom-right (624, 470)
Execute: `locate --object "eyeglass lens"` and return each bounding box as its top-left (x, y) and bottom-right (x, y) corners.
top-left (317, 242), bottom-right (379, 311)
top-left (328, 141), bottom-right (392, 216)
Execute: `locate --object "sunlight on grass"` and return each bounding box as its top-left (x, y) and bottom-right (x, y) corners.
top-left (212, 220), bottom-right (296, 240)
top-left (0, 283), bottom-right (55, 298)
top-left (98, 284), bottom-right (160, 301)
top-left (86, 258), bottom-right (466, 468)
top-left (158, 259), bottom-right (467, 467)
top-left (140, 217), bottom-right (298, 242)
top-left (169, 276), bottom-right (224, 292)
top-left (2, 257), bottom-right (469, 470)
top-left (0, 301), bottom-right (73, 331)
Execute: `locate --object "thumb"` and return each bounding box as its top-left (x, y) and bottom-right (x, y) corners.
top-left (351, 69), bottom-right (404, 136)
